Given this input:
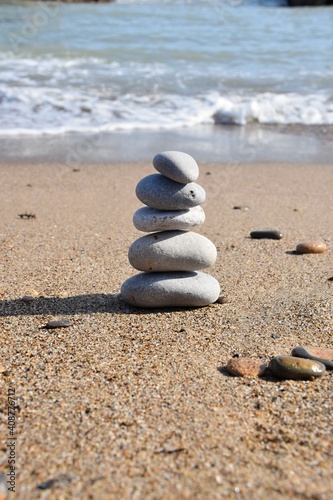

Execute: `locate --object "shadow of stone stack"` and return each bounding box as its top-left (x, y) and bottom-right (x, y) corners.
top-left (121, 151), bottom-right (220, 308)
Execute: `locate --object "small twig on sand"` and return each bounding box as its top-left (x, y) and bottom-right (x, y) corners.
top-left (18, 213), bottom-right (36, 219)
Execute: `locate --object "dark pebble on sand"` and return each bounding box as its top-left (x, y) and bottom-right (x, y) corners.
top-left (21, 295), bottom-right (35, 302)
top-left (292, 346), bottom-right (333, 370)
top-left (43, 319), bottom-right (73, 329)
top-left (268, 355), bottom-right (325, 380)
top-left (250, 229), bottom-right (283, 240)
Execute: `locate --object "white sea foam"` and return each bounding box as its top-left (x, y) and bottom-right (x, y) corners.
top-left (0, 83), bottom-right (332, 136)
top-left (213, 93), bottom-right (333, 126)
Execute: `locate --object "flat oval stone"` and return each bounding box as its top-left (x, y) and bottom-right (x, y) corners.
top-left (133, 206), bottom-right (205, 232)
top-left (291, 346), bottom-right (333, 369)
top-left (250, 229), bottom-right (283, 240)
top-left (128, 230), bottom-right (217, 272)
top-left (226, 357), bottom-right (267, 377)
top-left (268, 355), bottom-right (326, 380)
top-left (153, 151), bottom-right (199, 183)
top-left (136, 174), bottom-right (206, 210)
top-left (121, 271), bottom-right (220, 308)
top-left (43, 319), bottom-right (73, 329)
top-left (296, 241), bottom-right (328, 254)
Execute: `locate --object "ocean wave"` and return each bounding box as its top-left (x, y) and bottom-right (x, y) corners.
top-left (213, 93), bottom-right (333, 125)
top-left (0, 87), bottom-right (332, 136)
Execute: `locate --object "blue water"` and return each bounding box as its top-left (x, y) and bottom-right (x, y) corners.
top-left (0, 0), bottom-right (332, 135)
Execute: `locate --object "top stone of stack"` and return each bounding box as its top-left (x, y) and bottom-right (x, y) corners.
top-left (153, 151), bottom-right (199, 184)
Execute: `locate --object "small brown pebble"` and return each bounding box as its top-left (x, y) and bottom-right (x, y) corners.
top-left (215, 295), bottom-right (229, 304)
top-left (0, 365), bottom-right (6, 373)
top-left (296, 241), bottom-right (327, 254)
top-left (42, 319), bottom-right (73, 329)
top-left (226, 357), bottom-right (267, 378)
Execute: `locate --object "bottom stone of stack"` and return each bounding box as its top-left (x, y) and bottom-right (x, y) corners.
top-left (121, 271), bottom-right (220, 308)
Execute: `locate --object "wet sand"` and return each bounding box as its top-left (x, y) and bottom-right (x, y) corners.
top-left (0, 124), bottom-right (333, 166)
top-left (0, 161), bottom-right (332, 498)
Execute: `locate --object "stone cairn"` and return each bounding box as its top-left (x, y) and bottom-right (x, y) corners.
top-left (121, 151), bottom-right (220, 308)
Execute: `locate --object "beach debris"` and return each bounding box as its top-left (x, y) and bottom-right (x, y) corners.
top-left (36, 476), bottom-right (72, 491)
top-left (291, 346), bottom-right (333, 369)
top-left (268, 355), bottom-right (326, 380)
top-left (121, 151), bottom-right (220, 308)
top-left (155, 447), bottom-right (187, 455)
top-left (233, 205), bottom-right (249, 211)
top-left (327, 276), bottom-right (333, 281)
top-left (42, 319), bottom-right (73, 329)
top-left (296, 241), bottom-right (328, 254)
top-left (133, 206), bottom-right (205, 233)
top-left (226, 357), bottom-right (267, 378)
top-left (250, 229), bottom-right (283, 240)
top-left (18, 212), bottom-right (36, 219)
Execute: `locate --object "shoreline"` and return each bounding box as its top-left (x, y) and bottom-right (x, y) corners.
top-left (0, 123), bottom-right (332, 166)
top-left (0, 161), bottom-right (332, 498)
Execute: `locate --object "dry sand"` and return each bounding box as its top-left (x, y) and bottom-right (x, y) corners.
top-left (0, 161), bottom-right (332, 499)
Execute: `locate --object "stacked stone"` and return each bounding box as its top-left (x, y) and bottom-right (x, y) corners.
top-left (121, 151), bottom-right (220, 308)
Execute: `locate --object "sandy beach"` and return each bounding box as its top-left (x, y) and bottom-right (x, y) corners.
top-left (0, 161), bottom-right (332, 499)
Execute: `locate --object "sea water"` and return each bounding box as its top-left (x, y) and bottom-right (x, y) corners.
top-left (0, 0), bottom-right (332, 138)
